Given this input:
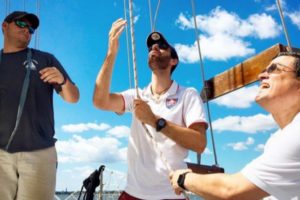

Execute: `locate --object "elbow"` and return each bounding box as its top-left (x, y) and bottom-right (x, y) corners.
top-left (93, 96), bottom-right (108, 110)
top-left (194, 137), bottom-right (207, 154)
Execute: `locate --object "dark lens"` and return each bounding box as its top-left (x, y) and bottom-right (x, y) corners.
top-left (28, 27), bottom-right (34, 34)
top-left (267, 64), bottom-right (277, 74)
top-left (14, 20), bottom-right (34, 34)
top-left (15, 20), bottom-right (27, 28)
top-left (159, 43), bottom-right (168, 50)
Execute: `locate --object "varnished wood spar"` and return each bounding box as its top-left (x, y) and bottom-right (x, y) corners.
top-left (187, 162), bottom-right (225, 174)
top-left (201, 43), bottom-right (289, 102)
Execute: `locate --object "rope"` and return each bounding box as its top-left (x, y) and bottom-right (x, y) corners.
top-left (123, 0), bottom-right (132, 89)
top-left (147, 0), bottom-right (161, 32)
top-left (190, 0), bottom-right (219, 166)
top-left (34, 0), bottom-right (40, 49)
top-left (276, 0), bottom-right (292, 51)
top-left (128, 1), bottom-right (188, 199)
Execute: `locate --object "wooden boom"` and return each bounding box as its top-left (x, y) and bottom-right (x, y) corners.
top-left (201, 44), bottom-right (300, 102)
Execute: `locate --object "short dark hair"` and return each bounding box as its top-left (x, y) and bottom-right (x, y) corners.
top-left (277, 51), bottom-right (300, 77)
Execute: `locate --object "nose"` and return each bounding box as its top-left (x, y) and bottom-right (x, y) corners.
top-left (258, 70), bottom-right (268, 81)
top-left (151, 43), bottom-right (160, 51)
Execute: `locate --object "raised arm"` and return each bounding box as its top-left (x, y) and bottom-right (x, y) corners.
top-left (93, 18), bottom-right (127, 113)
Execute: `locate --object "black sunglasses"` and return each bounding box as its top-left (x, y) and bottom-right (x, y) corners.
top-left (14, 20), bottom-right (35, 34)
top-left (148, 42), bottom-right (169, 52)
top-left (262, 63), bottom-right (296, 74)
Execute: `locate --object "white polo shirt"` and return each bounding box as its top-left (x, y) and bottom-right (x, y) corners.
top-left (242, 113), bottom-right (300, 200)
top-left (121, 81), bottom-right (207, 199)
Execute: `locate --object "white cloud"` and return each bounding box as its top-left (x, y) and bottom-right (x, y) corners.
top-left (204, 147), bottom-right (213, 155)
top-left (227, 137), bottom-right (255, 151)
top-left (62, 122), bottom-right (111, 133)
top-left (212, 85), bottom-right (258, 108)
top-left (134, 15), bottom-right (140, 24)
top-left (107, 125), bottom-right (130, 138)
top-left (175, 34), bottom-right (255, 62)
top-left (56, 135), bottom-right (127, 163)
top-left (255, 144), bottom-right (265, 152)
top-left (287, 11), bottom-right (300, 29)
top-left (248, 13), bottom-right (280, 39)
top-left (212, 113), bottom-right (277, 134)
top-left (174, 7), bottom-right (280, 63)
top-left (265, 4), bottom-right (277, 12)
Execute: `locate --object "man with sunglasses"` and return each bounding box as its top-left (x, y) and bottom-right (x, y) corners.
top-left (93, 18), bottom-right (207, 200)
top-left (169, 52), bottom-right (300, 199)
top-left (0, 11), bottom-right (79, 200)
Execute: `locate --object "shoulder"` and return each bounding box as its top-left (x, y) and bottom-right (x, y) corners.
top-left (31, 49), bottom-right (56, 60)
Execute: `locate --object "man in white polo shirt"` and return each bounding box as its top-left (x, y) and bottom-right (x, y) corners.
top-left (93, 18), bottom-right (207, 200)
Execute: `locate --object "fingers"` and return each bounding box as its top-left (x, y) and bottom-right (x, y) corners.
top-left (40, 67), bottom-right (64, 84)
top-left (109, 18), bottom-right (126, 38)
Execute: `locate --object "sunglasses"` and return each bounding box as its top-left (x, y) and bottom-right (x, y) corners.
top-left (262, 63), bottom-right (296, 74)
top-left (14, 20), bottom-right (35, 34)
top-left (148, 42), bottom-right (169, 52)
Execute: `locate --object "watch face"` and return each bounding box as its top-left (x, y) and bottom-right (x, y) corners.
top-left (158, 119), bottom-right (165, 126)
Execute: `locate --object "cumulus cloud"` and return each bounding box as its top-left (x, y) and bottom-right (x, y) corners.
top-left (174, 7), bottom-right (280, 63)
top-left (287, 11), bottom-right (300, 29)
top-left (56, 135), bottom-right (127, 163)
top-left (227, 137), bottom-right (255, 151)
top-left (255, 144), bottom-right (265, 152)
top-left (107, 125), bottom-right (130, 138)
top-left (62, 122), bottom-right (111, 133)
top-left (212, 113), bottom-right (277, 134)
top-left (212, 85), bottom-right (258, 108)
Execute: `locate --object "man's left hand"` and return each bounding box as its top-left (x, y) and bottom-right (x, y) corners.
top-left (40, 67), bottom-right (65, 85)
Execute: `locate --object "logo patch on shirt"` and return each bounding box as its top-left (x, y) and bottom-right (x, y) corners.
top-left (166, 98), bottom-right (178, 109)
top-left (23, 59), bottom-right (38, 70)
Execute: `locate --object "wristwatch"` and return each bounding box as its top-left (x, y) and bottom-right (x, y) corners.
top-left (177, 172), bottom-right (190, 190)
top-left (156, 118), bottom-right (167, 132)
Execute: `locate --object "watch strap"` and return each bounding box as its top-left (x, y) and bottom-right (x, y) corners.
top-left (177, 171), bottom-right (190, 190)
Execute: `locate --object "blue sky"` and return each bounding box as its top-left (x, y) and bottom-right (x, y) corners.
top-left (1, 0), bottom-right (300, 192)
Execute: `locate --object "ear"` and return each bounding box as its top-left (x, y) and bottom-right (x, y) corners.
top-left (170, 58), bottom-right (178, 66)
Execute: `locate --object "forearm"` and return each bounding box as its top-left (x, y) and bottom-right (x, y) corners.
top-left (146, 116), bottom-right (206, 153)
top-left (184, 173), bottom-right (268, 200)
top-left (59, 80), bottom-right (79, 103)
top-left (93, 52), bottom-right (116, 109)
top-left (185, 173), bottom-right (235, 200)
top-left (161, 121), bottom-right (206, 153)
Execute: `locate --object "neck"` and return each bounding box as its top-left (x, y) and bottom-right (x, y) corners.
top-left (151, 72), bottom-right (173, 95)
top-left (3, 45), bottom-right (27, 53)
top-left (270, 106), bottom-right (300, 129)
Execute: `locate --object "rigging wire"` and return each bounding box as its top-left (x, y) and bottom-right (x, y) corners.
top-left (123, 0), bottom-right (132, 89)
top-left (5, 0), bottom-right (10, 15)
top-left (276, 0), bottom-right (292, 51)
top-left (190, 0), bottom-right (219, 166)
top-left (147, 0), bottom-right (161, 32)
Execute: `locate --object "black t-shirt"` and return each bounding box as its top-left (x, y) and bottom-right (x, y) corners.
top-left (0, 48), bottom-right (72, 153)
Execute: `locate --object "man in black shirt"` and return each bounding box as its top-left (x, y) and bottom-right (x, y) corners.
top-left (0, 11), bottom-right (79, 200)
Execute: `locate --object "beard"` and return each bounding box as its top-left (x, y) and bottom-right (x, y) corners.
top-left (148, 54), bottom-right (171, 71)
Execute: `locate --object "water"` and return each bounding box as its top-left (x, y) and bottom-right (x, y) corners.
top-left (55, 191), bottom-right (203, 200)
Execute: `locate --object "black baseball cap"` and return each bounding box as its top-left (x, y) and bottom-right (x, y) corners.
top-left (147, 32), bottom-right (179, 60)
top-left (4, 11), bottom-right (39, 29)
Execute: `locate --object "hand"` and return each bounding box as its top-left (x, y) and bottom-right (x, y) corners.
top-left (39, 67), bottom-right (65, 85)
top-left (108, 18), bottom-right (127, 54)
top-left (133, 99), bottom-right (156, 126)
top-left (169, 169), bottom-right (192, 195)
